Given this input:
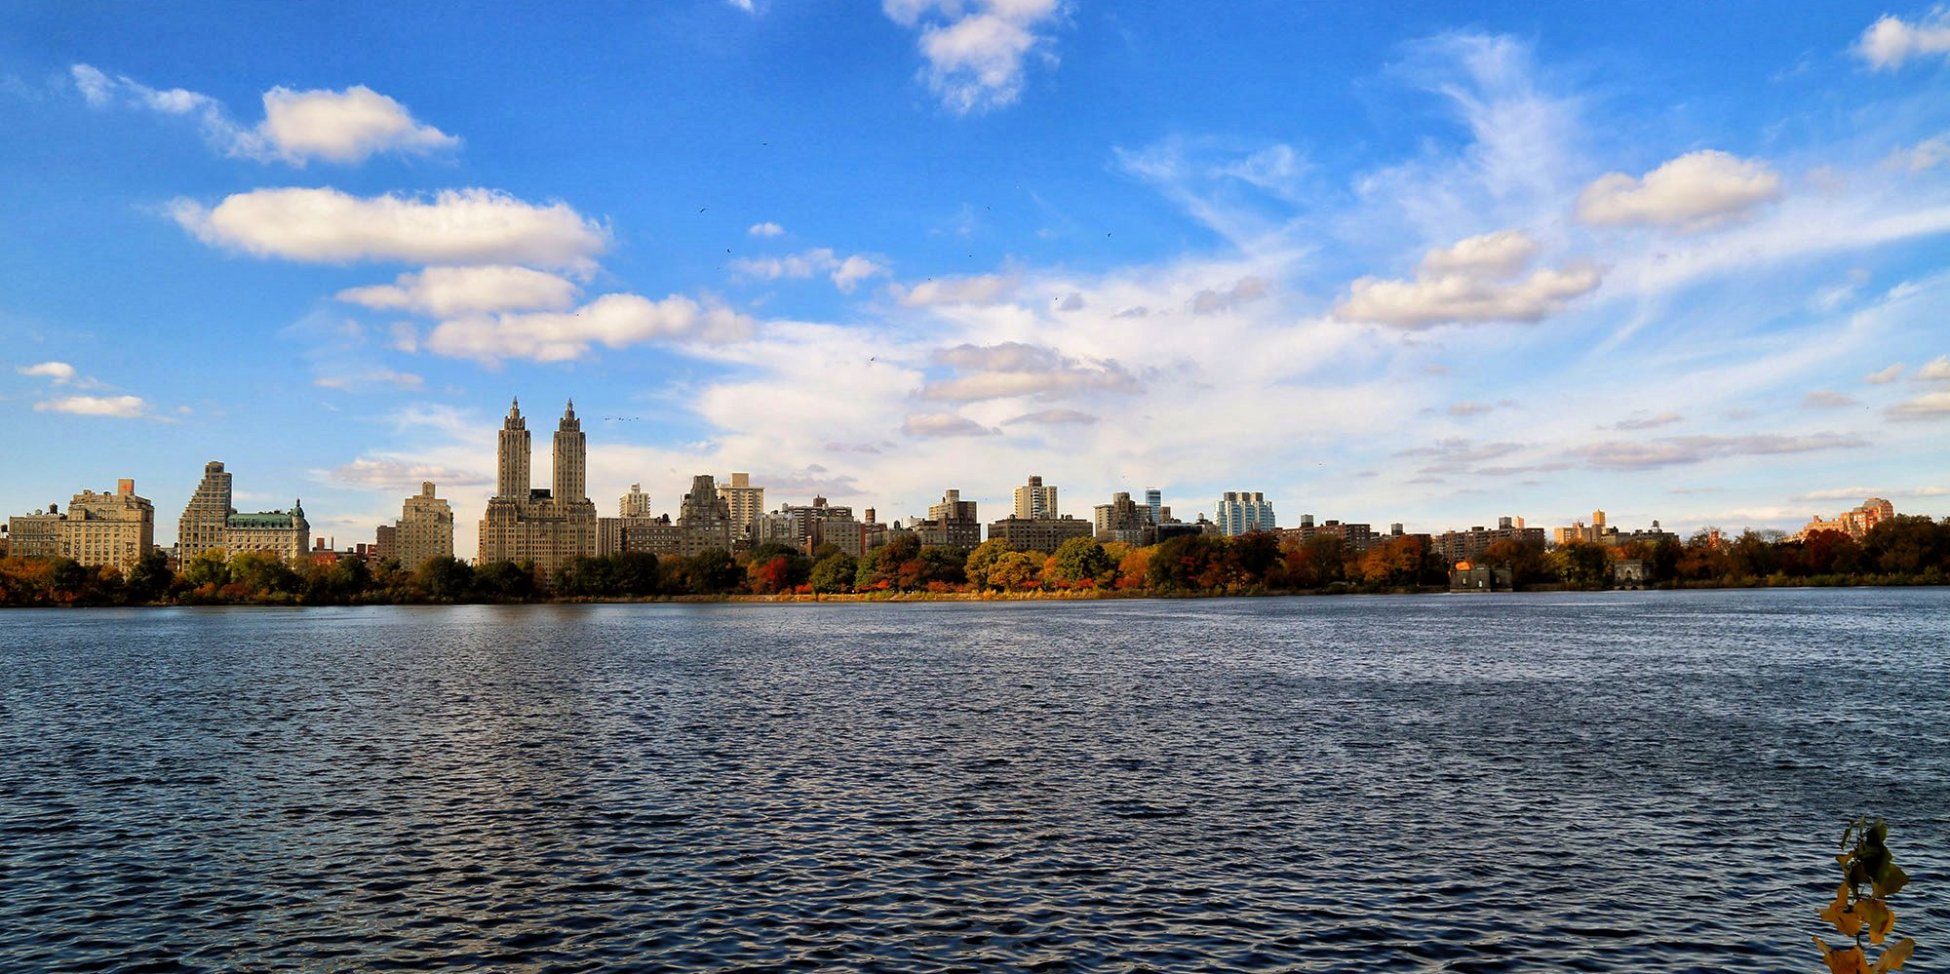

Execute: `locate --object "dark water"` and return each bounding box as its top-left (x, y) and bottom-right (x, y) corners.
top-left (2, 588), bottom-right (1947, 973)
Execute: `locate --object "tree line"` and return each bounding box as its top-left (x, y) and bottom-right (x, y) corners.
top-left (1, 515), bottom-right (1946, 607)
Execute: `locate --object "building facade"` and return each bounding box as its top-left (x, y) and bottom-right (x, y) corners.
top-left (1013, 475), bottom-right (1059, 520)
top-left (988, 515), bottom-right (1094, 552)
top-left (175, 461), bottom-right (308, 562)
top-left (225, 504), bottom-right (310, 561)
top-left (718, 473), bottom-right (765, 540)
top-left (1215, 491), bottom-right (1277, 536)
top-left (478, 398), bottom-right (600, 573)
top-left (1793, 497), bottom-right (1896, 542)
top-left (393, 481), bottom-right (454, 570)
top-left (59, 480), bottom-right (155, 570)
top-left (1093, 492), bottom-right (1157, 545)
top-left (178, 461), bottom-right (234, 559)
top-left (918, 489), bottom-right (982, 548)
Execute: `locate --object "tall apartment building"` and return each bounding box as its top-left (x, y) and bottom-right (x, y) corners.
top-left (6, 479), bottom-right (157, 570)
top-left (718, 473), bottom-right (765, 540)
top-left (177, 461), bottom-right (307, 562)
top-left (1215, 491), bottom-right (1277, 536)
top-left (478, 398), bottom-right (599, 573)
top-left (917, 489), bottom-right (982, 548)
top-left (392, 481), bottom-right (454, 570)
top-left (1794, 497), bottom-right (1896, 541)
top-left (1013, 475), bottom-right (1059, 520)
top-left (1435, 516), bottom-right (1548, 565)
top-left (1144, 489), bottom-right (1163, 526)
top-left (1093, 491), bottom-right (1156, 545)
top-left (620, 483), bottom-right (652, 518)
top-left (988, 514), bottom-right (1093, 552)
top-left (758, 496), bottom-right (864, 555)
top-left (178, 461), bottom-right (235, 559)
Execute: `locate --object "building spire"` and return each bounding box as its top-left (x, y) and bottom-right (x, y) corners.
top-left (509, 396), bottom-right (521, 417)
top-left (564, 398), bottom-right (576, 420)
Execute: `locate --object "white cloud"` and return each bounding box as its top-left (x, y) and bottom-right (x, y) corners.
top-left (1005, 408), bottom-right (1097, 425)
top-left (1865, 363), bottom-right (1904, 384)
top-left (1890, 135), bottom-right (1950, 172)
top-left (729, 248), bottom-right (890, 292)
top-left (424, 292), bottom-right (755, 364)
top-left (33, 394), bottom-right (147, 418)
top-left (172, 187), bottom-right (608, 269)
top-left (1889, 391), bottom-right (1950, 418)
top-left (314, 368), bottom-right (424, 392)
top-left (1610, 412), bottom-right (1684, 430)
top-left (895, 274), bottom-right (1012, 306)
top-left (882, 0), bottom-right (1063, 114)
top-left (239, 85), bottom-right (458, 165)
top-left (326, 457), bottom-right (488, 490)
top-left (748, 221), bottom-right (785, 237)
top-left (1576, 150), bottom-right (1783, 231)
top-left (1802, 390), bottom-right (1858, 409)
top-left (1571, 433), bottom-right (1868, 469)
top-left (71, 66), bottom-right (455, 165)
top-left (901, 412), bottom-right (999, 437)
top-left (1335, 230), bottom-right (1600, 328)
top-left (17, 361), bottom-right (77, 384)
top-left (922, 342), bottom-right (1137, 401)
top-left (1917, 355), bottom-right (1950, 381)
top-left (1190, 276), bottom-right (1271, 314)
top-left (1857, 11), bottom-right (1950, 69)
top-left (338, 266), bottom-right (581, 317)
top-left (1419, 229), bottom-right (1541, 278)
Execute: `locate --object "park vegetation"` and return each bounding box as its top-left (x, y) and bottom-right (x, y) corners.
top-left (1, 515), bottom-right (1947, 607)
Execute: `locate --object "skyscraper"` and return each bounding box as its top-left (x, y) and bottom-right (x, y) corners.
top-left (1214, 491), bottom-right (1277, 536)
top-left (393, 482), bottom-right (454, 570)
top-left (718, 472), bottom-right (765, 539)
top-left (479, 398), bottom-right (599, 572)
top-left (178, 461), bottom-right (233, 559)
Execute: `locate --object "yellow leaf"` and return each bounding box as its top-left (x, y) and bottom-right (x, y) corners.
top-left (1872, 937), bottom-right (1914, 973)
top-left (1818, 942), bottom-right (1870, 974)
top-left (1822, 887), bottom-right (1864, 937)
top-left (1861, 898), bottom-right (1895, 944)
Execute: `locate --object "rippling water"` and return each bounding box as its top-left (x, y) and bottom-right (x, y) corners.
top-left (3, 588), bottom-right (1947, 972)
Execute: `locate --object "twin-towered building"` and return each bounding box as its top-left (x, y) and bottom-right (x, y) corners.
top-left (478, 398), bottom-right (599, 574)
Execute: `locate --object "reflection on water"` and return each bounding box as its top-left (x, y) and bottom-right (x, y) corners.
top-left (3, 589), bottom-right (1947, 971)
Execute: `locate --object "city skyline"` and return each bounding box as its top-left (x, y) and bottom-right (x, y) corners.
top-left (5, 3), bottom-right (1950, 554)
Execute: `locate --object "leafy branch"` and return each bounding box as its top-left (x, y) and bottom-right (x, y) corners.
top-left (1814, 817), bottom-right (1915, 974)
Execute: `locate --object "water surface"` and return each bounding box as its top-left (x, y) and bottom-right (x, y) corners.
top-left (3, 588), bottom-right (1946, 971)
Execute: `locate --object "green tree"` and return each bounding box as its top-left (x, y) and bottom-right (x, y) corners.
top-left (182, 549), bottom-right (231, 590)
top-left (124, 549), bottom-right (174, 603)
top-left (556, 556), bottom-right (620, 597)
top-left (1549, 541), bottom-right (1610, 590)
top-left (963, 538), bottom-right (1015, 590)
top-left (680, 548), bottom-right (742, 594)
top-left (611, 551), bottom-right (661, 596)
top-left (1045, 536), bottom-right (1113, 588)
top-left (416, 556), bottom-right (475, 601)
top-left (1863, 516), bottom-right (1948, 576)
top-left (473, 559), bottom-right (534, 600)
top-left (808, 551), bottom-right (857, 593)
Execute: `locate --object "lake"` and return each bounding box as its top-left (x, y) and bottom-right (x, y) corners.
top-left (2, 588), bottom-right (1946, 972)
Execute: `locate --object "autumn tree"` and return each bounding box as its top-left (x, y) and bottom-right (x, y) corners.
top-left (1044, 536), bottom-right (1114, 588)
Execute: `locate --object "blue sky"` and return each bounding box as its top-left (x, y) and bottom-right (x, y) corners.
top-left (4, 1), bottom-right (1948, 553)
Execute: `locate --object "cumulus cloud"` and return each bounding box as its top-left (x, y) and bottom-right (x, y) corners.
top-left (1917, 355), bottom-right (1950, 381)
top-left (1335, 230), bottom-right (1599, 328)
top-left (730, 248), bottom-right (889, 292)
top-left (1889, 391), bottom-right (1950, 418)
top-left (1571, 433), bottom-right (1867, 469)
top-left (1576, 150), bottom-right (1783, 231)
top-left (1418, 229), bottom-right (1540, 277)
top-left (1802, 390), bottom-right (1858, 409)
top-left (1005, 408), bottom-right (1098, 425)
top-left (33, 394), bottom-right (147, 418)
top-left (748, 221), bottom-right (785, 237)
top-left (172, 187), bottom-right (608, 269)
top-left (17, 361), bottom-right (77, 384)
top-left (424, 292), bottom-right (755, 364)
top-left (882, 0), bottom-right (1063, 113)
top-left (338, 265), bottom-right (580, 317)
top-left (71, 66), bottom-right (456, 165)
top-left (901, 412), bottom-right (999, 437)
top-left (895, 273), bottom-right (1013, 306)
top-left (239, 85), bottom-right (457, 164)
top-left (1189, 276), bottom-right (1270, 314)
top-left (1857, 11), bottom-right (1950, 69)
top-left (1865, 363), bottom-right (1904, 384)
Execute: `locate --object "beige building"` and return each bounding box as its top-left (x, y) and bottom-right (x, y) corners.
top-left (6, 508), bottom-right (64, 559)
top-left (1794, 497), bottom-right (1896, 541)
top-left (1013, 475), bottom-right (1059, 520)
top-left (60, 480), bottom-right (156, 570)
top-left (393, 481), bottom-right (454, 570)
top-left (989, 515), bottom-right (1093, 553)
top-left (479, 398), bottom-right (600, 573)
top-left (718, 472), bottom-right (765, 540)
top-left (176, 461), bottom-right (308, 562)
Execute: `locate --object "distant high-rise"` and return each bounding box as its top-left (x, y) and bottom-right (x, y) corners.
top-left (1013, 475), bottom-right (1059, 520)
top-left (178, 461), bottom-right (234, 558)
top-left (1214, 491), bottom-right (1276, 536)
top-left (620, 483), bottom-right (652, 518)
top-left (920, 489), bottom-right (982, 548)
top-left (393, 482), bottom-right (454, 570)
top-left (719, 472), bottom-right (765, 539)
top-left (478, 398), bottom-right (599, 572)
top-left (1144, 488), bottom-right (1163, 526)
